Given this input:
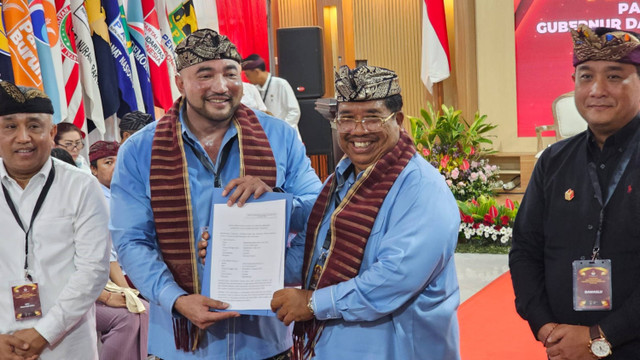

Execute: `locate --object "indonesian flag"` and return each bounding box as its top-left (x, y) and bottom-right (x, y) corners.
top-left (141, 0), bottom-right (172, 111)
top-left (4, 0), bottom-right (43, 89)
top-left (420, 0), bottom-right (450, 93)
top-left (55, 0), bottom-right (85, 128)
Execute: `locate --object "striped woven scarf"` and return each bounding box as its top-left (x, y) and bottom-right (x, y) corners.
top-left (293, 131), bottom-right (416, 359)
top-left (150, 99), bottom-right (277, 351)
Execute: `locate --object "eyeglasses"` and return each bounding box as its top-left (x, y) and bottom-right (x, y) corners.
top-left (332, 112), bottom-right (396, 133)
top-left (58, 140), bottom-right (84, 151)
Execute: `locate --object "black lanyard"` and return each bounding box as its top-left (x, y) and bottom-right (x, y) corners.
top-left (261, 75), bottom-right (273, 102)
top-left (2, 160), bottom-right (55, 281)
top-left (586, 127), bottom-right (640, 259)
top-left (184, 133), bottom-right (237, 188)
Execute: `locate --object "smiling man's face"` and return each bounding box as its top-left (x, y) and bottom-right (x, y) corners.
top-left (0, 112), bottom-right (55, 182)
top-left (176, 58), bottom-right (243, 124)
top-left (573, 60), bottom-right (640, 135)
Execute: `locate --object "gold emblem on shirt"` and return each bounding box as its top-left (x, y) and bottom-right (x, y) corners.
top-left (565, 188), bottom-right (575, 201)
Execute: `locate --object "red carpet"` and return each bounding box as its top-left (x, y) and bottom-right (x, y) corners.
top-left (459, 271), bottom-right (547, 360)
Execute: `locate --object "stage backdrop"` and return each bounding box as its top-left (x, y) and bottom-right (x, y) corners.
top-left (514, 0), bottom-right (639, 137)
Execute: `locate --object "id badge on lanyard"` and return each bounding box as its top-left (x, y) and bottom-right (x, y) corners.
top-left (10, 280), bottom-right (43, 320)
top-left (572, 259), bottom-right (612, 311)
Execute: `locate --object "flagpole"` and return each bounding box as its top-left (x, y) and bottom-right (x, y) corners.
top-left (433, 81), bottom-right (444, 109)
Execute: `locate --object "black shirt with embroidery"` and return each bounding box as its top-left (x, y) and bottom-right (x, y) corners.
top-left (510, 115), bottom-right (640, 358)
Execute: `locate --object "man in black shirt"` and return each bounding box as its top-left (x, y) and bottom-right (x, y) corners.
top-left (510, 25), bottom-right (640, 360)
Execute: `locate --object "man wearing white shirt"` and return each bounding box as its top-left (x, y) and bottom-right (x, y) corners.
top-left (242, 54), bottom-right (302, 137)
top-left (0, 81), bottom-right (110, 360)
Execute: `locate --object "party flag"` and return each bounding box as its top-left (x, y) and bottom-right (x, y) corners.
top-left (4, 0), bottom-right (42, 89)
top-left (29, 0), bottom-right (63, 122)
top-left (85, 0), bottom-right (119, 118)
top-left (0, 1), bottom-right (15, 81)
top-left (70, 0), bottom-right (105, 135)
top-left (126, 0), bottom-right (154, 118)
top-left (55, 0), bottom-right (84, 128)
top-left (141, 0), bottom-right (172, 111)
top-left (103, 0), bottom-right (139, 117)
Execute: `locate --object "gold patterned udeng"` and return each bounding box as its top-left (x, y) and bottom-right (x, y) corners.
top-left (1, 81), bottom-right (26, 103)
top-left (334, 65), bottom-right (401, 102)
top-left (572, 24), bottom-right (640, 64)
top-left (175, 29), bottom-right (242, 71)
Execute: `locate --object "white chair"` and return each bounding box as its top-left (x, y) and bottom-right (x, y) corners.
top-left (535, 91), bottom-right (588, 152)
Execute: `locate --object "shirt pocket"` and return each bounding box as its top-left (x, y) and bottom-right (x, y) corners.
top-left (31, 215), bottom-right (75, 270)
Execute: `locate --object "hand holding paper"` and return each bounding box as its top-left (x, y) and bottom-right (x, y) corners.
top-left (174, 294), bottom-right (240, 329)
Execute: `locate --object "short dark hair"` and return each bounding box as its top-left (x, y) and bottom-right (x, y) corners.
top-left (383, 94), bottom-right (403, 113)
top-left (54, 122), bottom-right (83, 144)
top-left (242, 54), bottom-right (266, 71)
top-left (90, 160), bottom-right (97, 168)
top-left (51, 148), bottom-right (76, 167)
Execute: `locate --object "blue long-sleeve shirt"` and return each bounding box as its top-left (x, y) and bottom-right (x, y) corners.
top-left (110, 107), bottom-right (322, 360)
top-left (286, 154), bottom-right (461, 360)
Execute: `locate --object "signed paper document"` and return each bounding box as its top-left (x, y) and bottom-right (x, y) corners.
top-left (209, 198), bottom-right (287, 313)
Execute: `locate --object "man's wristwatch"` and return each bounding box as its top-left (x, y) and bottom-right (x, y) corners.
top-left (306, 292), bottom-right (315, 316)
top-left (589, 325), bottom-right (612, 359)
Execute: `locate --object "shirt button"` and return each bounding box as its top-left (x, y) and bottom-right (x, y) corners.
top-left (587, 224), bottom-right (594, 230)
top-left (599, 164), bottom-right (606, 170)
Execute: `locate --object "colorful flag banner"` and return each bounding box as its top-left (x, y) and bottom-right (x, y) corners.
top-left (42, 0), bottom-right (66, 122)
top-left (4, 0), bottom-right (42, 89)
top-left (141, 0), bottom-right (172, 111)
top-left (420, 0), bottom-right (450, 93)
top-left (165, 0), bottom-right (196, 45)
top-left (127, 0), bottom-right (154, 119)
top-left (0, 1), bottom-right (15, 81)
top-left (29, 0), bottom-right (62, 122)
top-left (155, 0), bottom-right (179, 99)
top-left (55, 0), bottom-right (84, 127)
top-left (70, 0), bottom-right (105, 135)
top-left (85, 0), bottom-right (119, 118)
top-left (103, 0), bottom-right (139, 117)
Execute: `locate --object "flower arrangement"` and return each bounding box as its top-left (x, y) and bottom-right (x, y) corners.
top-left (457, 196), bottom-right (519, 246)
top-left (409, 104), bottom-right (501, 202)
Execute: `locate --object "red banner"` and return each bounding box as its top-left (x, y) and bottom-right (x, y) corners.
top-left (514, 0), bottom-right (637, 137)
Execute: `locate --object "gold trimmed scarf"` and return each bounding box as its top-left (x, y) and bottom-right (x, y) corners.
top-left (150, 98), bottom-right (277, 351)
top-left (293, 131), bottom-right (416, 359)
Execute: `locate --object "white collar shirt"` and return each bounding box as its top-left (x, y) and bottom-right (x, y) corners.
top-left (0, 157), bottom-right (110, 359)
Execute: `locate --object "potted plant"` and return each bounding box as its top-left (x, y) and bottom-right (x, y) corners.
top-left (409, 104), bottom-right (501, 202)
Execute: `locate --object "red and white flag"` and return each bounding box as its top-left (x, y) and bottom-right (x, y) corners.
top-left (420, 0), bottom-right (450, 93)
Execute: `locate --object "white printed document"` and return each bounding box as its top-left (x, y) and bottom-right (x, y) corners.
top-left (204, 191), bottom-right (291, 315)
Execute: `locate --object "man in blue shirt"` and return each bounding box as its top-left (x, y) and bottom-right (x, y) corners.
top-left (271, 65), bottom-right (461, 359)
top-left (109, 29), bottom-right (321, 360)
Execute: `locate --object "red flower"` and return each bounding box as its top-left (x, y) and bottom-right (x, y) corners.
top-left (471, 198), bottom-right (479, 206)
top-left (489, 205), bottom-right (499, 219)
top-left (483, 214), bottom-right (493, 225)
top-left (494, 225), bottom-right (502, 231)
top-left (422, 148), bottom-right (430, 157)
top-left (501, 215), bottom-right (510, 226)
top-left (462, 215), bottom-right (474, 224)
top-left (469, 146), bottom-right (475, 155)
top-left (440, 155), bottom-right (450, 169)
top-left (460, 159), bottom-right (470, 171)
top-left (472, 223), bottom-right (480, 229)
top-left (505, 198), bottom-right (514, 210)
